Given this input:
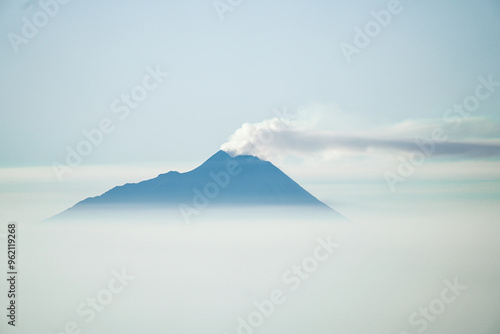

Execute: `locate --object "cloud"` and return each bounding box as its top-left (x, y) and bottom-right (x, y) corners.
top-left (220, 105), bottom-right (500, 161)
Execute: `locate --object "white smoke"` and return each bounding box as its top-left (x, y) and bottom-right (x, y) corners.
top-left (220, 116), bottom-right (292, 159)
top-left (220, 104), bottom-right (500, 161)
top-left (220, 105), bottom-right (340, 160)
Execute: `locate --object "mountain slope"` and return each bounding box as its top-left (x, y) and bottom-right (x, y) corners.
top-left (52, 150), bottom-right (343, 221)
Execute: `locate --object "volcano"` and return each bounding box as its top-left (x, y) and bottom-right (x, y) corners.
top-left (51, 151), bottom-right (343, 222)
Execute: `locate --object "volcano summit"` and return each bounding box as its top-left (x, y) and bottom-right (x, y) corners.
top-left (52, 151), bottom-right (343, 222)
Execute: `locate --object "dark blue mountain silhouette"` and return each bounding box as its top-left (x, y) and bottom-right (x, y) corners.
top-left (52, 150), bottom-right (343, 221)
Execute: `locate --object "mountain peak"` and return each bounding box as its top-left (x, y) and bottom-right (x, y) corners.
top-left (185, 151), bottom-right (274, 182)
top-left (52, 150), bottom-right (343, 221)
top-left (210, 150), bottom-right (233, 160)
top-left (206, 150), bottom-right (265, 163)
top-left (194, 150), bottom-right (233, 169)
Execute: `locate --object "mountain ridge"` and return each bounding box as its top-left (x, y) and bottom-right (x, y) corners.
top-left (51, 150), bottom-right (343, 221)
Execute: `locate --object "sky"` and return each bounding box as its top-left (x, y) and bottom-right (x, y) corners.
top-left (0, 0), bottom-right (500, 223)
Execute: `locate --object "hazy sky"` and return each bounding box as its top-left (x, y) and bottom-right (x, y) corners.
top-left (0, 0), bottom-right (499, 222)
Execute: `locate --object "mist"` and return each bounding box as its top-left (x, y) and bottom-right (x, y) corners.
top-left (4, 201), bottom-right (499, 334)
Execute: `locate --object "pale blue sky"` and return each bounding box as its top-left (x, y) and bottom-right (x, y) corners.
top-left (1, 0), bottom-right (499, 166)
top-left (0, 0), bottom-right (499, 222)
